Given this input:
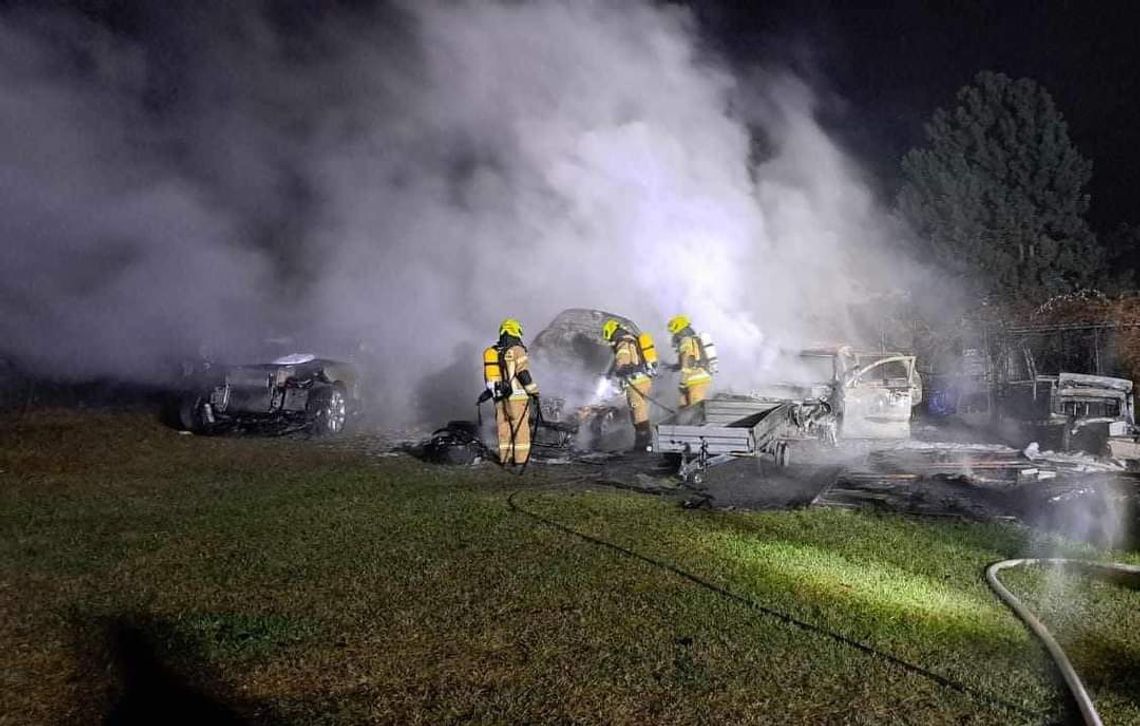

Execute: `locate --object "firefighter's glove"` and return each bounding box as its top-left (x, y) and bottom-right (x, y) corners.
top-left (477, 389), bottom-right (493, 405)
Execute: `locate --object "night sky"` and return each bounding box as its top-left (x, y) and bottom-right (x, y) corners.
top-left (10, 0), bottom-right (1139, 230)
top-left (2, 0), bottom-right (1138, 381)
top-left (698, 0), bottom-right (1140, 233)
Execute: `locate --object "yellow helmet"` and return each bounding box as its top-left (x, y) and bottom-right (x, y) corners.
top-left (667, 314), bottom-right (691, 335)
top-left (499, 318), bottom-right (523, 338)
top-left (601, 318), bottom-right (621, 341)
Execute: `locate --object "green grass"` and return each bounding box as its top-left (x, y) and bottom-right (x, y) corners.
top-left (1, 410), bottom-right (1138, 724)
top-left (999, 564), bottom-right (1140, 722)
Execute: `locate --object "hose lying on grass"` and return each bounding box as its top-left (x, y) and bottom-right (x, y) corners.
top-left (986, 558), bottom-right (1140, 726)
top-left (508, 486), bottom-right (1040, 721)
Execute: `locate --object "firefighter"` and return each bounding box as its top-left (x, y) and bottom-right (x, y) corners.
top-left (667, 314), bottom-right (714, 408)
top-left (602, 318), bottom-right (656, 452)
top-left (481, 318), bottom-right (540, 465)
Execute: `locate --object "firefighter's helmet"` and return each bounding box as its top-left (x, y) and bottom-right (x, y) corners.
top-left (602, 318), bottom-right (621, 341)
top-left (667, 314), bottom-right (691, 335)
top-left (499, 318), bottom-right (523, 338)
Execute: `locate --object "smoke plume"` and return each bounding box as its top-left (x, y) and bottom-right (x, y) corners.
top-left (0, 0), bottom-right (920, 423)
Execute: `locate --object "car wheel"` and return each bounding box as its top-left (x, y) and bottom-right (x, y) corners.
top-left (310, 385), bottom-right (348, 436)
top-left (177, 394), bottom-right (205, 433)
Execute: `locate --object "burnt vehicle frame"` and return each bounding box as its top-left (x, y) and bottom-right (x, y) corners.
top-left (175, 354), bottom-right (361, 436)
top-left (528, 308), bottom-right (643, 450)
top-left (754, 347), bottom-right (923, 440)
top-left (928, 330), bottom-right (1140, 457)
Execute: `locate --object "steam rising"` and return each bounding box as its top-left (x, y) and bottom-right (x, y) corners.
top-left (0, 0), bottom-right (916, 422)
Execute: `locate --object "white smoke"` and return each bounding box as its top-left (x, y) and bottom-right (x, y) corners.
top-left (0, 0), bottom-right (921, 422)
top-left (0, 17), bottom-right (271, 377)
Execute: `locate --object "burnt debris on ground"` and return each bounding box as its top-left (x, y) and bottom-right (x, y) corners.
top-left (404, 414), bottom-right (1139, 548)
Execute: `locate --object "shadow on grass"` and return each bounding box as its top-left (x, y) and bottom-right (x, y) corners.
top-left (74, 614), bottom-right (284, 726)
top-left (1072, 634), bottom-right (1140, 706)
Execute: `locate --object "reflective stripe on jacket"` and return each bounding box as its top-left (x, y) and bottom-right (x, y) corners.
top-left (677, 335), bottom-right (712, 388)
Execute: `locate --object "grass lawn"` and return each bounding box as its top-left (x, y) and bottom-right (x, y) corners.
top-left (1, 410), bottom-right (1138, 724)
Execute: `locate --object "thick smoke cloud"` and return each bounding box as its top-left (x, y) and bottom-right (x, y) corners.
top-left (0, 0), bottom-right (919, 422)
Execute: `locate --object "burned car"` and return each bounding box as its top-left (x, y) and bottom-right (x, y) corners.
top-left (1001, 371), bottom-right (1136, 456)
top-left (529, 308), bottom-right (643, 449)
top-left (756, 347), bottom-right (922, 440)
top-left (175, 353), bottom-right (361, 436)
top-left (530, 308), bottom-right (640, 397)
top-left (833, 350), bottom-right (923, 439)
top-left (929, 338), bottom-right (1140, 458)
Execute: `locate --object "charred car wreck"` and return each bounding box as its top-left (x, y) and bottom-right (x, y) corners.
top-left (929, 339), bottom-right (1140, 460)
top-left (1003, 371), bottom-right (1138, 458)
top-left (753, 347), bottom-right (923, 440)
top-left (176, 353), bottom-right (361, 436)
top-left (528, 308), bottom-right (641, 449)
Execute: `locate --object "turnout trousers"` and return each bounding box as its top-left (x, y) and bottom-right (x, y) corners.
top-left (680, 380), bottom-right (711, 408)
top-left (626, 377), bottom-right (653, 451)
top-left (496, 396), bottom-right (532, 465)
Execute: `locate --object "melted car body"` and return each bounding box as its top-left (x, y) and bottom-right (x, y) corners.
top-left (177, 354), bottom-right (360, 436)
top-left (756, 347), bottom-right (921, 440)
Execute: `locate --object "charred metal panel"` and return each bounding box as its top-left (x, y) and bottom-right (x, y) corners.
top-left (1058, 372), bottom-right (1133, 394)
top-left (841, 386), bottom-right (913, 439)
top-left (319, 360), bottom-right (358, 390)
top-left (282, 388), bottom-right (309, 412)
top-left (757, 349), bottom-right (919, 441)
top-left (226, 366), bottom-right (275, 390)
top-left (224, 365), bottom-right (276, 413)
top-left (226, 388), bottom-right (272, 413)
top-left (1108, 437), bottom-right (1140, 461)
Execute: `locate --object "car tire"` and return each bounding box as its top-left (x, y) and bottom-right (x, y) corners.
top-left (309, 384), bottom-right (348, 437)
top-left (176, 394), bottom-right (206, 433)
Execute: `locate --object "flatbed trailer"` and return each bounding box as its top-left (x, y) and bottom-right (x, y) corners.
top-left (653, 396), bottom-right (801, 481)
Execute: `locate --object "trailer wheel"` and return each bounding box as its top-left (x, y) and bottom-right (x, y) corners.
top-left (774, 441), bottom-right (790, 467)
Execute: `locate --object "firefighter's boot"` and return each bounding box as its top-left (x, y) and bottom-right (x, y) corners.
top-left (633, 422), bottom-right (653, 453)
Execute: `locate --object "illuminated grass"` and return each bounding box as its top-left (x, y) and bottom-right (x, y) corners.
top-left (517, 490), bottom-right (1055, 706)
top-left (997, 564), bottom-right (1140, 724)
top-left (1, 410), bottom-right (1137, 724)
top-left (710, 536), bottom-right (990, 620)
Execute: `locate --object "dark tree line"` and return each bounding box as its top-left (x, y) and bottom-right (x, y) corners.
top-left (898, 71), bottom-right (1114, 301)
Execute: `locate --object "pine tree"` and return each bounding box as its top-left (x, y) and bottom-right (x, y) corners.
top-left (898, 71), bottom-right (1103, 300)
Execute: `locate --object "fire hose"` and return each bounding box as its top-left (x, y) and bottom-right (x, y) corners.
top-left (507, 485), bottom-right (1041, 720)
top-left (986, 558), bottom-right (1140, 726)
top-left (625, 379), bottom-right (677, 416)
top-left (509, 486), bottom-right (1140, 720)
top-left (516, 398), bottom-right (542, 476)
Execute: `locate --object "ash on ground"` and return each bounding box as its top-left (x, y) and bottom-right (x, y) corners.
top-left (382, 419), bottom-right (1140, 550)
